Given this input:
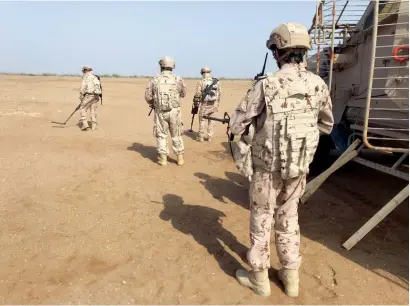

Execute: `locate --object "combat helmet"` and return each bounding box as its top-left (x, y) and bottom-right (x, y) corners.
top-left (200, 66), bottom-right (211, 74)
top-left (81, 65), bottom-right (93, 72)
top-left (159, 56), bottom-right (175, 69)
top-left (266, 22), bottom-right (311, 51)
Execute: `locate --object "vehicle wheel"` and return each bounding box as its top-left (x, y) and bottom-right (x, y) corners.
top-left (309, 135), bottom-right (333, 176)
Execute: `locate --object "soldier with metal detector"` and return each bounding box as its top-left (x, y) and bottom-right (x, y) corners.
top-left (192, 67), bottom-right (221, 142)
top-left (79, 65), bottom-right (103, 131)
top-left (52, 65), bottom-right (102, 128)
top-left (204, 23), bottom-right (334, 297)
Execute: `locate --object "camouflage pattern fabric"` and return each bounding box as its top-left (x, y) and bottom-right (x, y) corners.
top-left (230, 63), bottom-right (334, 178)
top-left (145, 71), bottom-right (186, 155)
top-left (194, 74), bottom-right (221, 140)
top-left (248, 171), bottom-right (306, 271)
top-left (231, 139), bottom-right (253, 181)
top-left (229, 62), bottom-right (334, 273)
top-left (153, 108), bottom-right (184, 155)
top-left (79, 71), bottom-right (100, 124)
top-left (79, 94), bottom-right (100, 124)
top-left (80, 71), bottom-right (101, 98)
top-left (145, 71), bottom-right (186, 107)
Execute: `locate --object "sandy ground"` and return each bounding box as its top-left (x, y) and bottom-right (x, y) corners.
top-left (0, 75), bottom-right (408, 304)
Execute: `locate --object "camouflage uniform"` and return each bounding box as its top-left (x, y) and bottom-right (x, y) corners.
top-left (79, 67), bottom-right (101, 130)
top-left (193, 69), bottom-right (221, 141)
top-left (145, 70), bottom-right (187, 157)
top-left (231, 22), bottom-right (335, 297)
top-left (230, 62), bottom-right (334, 272)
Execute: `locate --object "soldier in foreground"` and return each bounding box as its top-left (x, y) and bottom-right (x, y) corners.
top-left (145, 56), bottom-right (187, 166)
top-left (230, 23), bottom-right (334, 297)
top-left (79, 65), bottom-right (102, 131)
top-left (193, 67), bottom-right (221, 142)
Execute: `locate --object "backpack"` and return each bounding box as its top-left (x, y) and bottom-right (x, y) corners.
top-left (92, 75), bottom-right (102, 95)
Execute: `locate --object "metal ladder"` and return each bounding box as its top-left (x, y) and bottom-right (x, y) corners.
top-left (304, 0), bottom-right (409, 250)
top-left (308, 0), bottom-right (370, 91)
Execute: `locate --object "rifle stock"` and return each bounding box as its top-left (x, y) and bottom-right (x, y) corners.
top-left (202, 115), bottom-right (229, 124)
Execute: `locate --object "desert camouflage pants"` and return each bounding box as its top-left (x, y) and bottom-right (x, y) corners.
top-left (198, 102), bottom-right (217, 139)
top-left (154, 107), bottom-right (184, 155)
top-left (80, 94), bottom-right (100, 123)
top-left (248, 171), bottom-right (306, 271)
top-left (198, 114), bottom-right (215, 140)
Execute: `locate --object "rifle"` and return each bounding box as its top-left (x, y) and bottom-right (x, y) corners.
top-left (188, 104), bottom-right (199, 132)
top-left (96, 75), bottom-right (103, 105)
top-left (201, 53), bottom-right (268, 127)
top-left (188, 78), bottom-right (219, 132)
top-left (254, 52), bottom-right (268, 80)
top-left (201, 78), bottom-right (219, 101)
top-left (51, 102), bottom-right (82, 125)
top-left (203, 112), bottom-right (235, 160)
top-left (202, 112), bottom-right (233, 141)
top-left (148, 105), bottom-right (155, 116)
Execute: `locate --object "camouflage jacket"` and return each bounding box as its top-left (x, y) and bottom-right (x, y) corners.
top-left (80, 71), bottom-right (101, 97)
top-left (193, 74), bottom-right (222, 103)
top-left (230, 63), bottom-right (334, 178)
top-left (145, 71), bottom-right (187, 110)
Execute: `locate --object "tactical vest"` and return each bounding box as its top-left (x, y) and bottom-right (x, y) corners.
top-left (85, 73), bottom-right (102, 95)
top-left (202, 78), bottom-right (219, 103)
top-left (154, 72), bottom-right (180, 111)
top-left (252, 71), bottom-right (321, 179)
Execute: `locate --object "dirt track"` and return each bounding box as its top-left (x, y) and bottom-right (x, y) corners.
top-left (0, 75), bottom-right (408, 304)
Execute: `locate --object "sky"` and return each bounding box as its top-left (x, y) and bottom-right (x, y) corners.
top-left (0, 1), bottom-right (317, 78)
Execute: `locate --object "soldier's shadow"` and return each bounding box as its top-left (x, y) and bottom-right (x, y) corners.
top-left (183, 130), bottom-right (198, 141)
top-left (194, 172), bottom-right (249, 210)
top-left (127, 142), bottom-right (177, 164)
top-left (127, 142), bottom-right (158, 163)
top-left (159, 194), bottom-right (248, 278)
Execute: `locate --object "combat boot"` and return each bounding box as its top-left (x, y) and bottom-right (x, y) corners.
top-left (236, 269), bottom-right (271, 297)
top-left (198, 136), bottom-right (204, 143)
top-left (91, 122), bottom-right (97, 130)
top-left (81, 120), bottom-right (89, 131)
top-left (207, 136), bottom-right (213, 142)
top-left (158, 154), bottom-right (167, 166)
top-left (177, 154), bottom-right (184, 166)
top-left (278, 268), bottom-right (299, 297)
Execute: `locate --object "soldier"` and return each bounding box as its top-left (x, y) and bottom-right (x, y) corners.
top-left (193, 67), bottom-right (221, 142)
top-left (145, 56), bottom-right (187, 166)
top-left (230, 23), bottom-right (334, 297)
top-left (79, 65), bottom-right (102, 131)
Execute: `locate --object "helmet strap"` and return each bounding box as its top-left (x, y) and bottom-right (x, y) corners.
top-left (273, 48), bottom-right (286, 69)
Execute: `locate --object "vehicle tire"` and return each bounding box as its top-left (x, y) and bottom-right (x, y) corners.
top-left (309, 135), bottom-right (333, 176)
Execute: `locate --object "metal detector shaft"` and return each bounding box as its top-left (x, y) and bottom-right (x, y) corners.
top-left (52, 103), bottom-right (81, 125)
